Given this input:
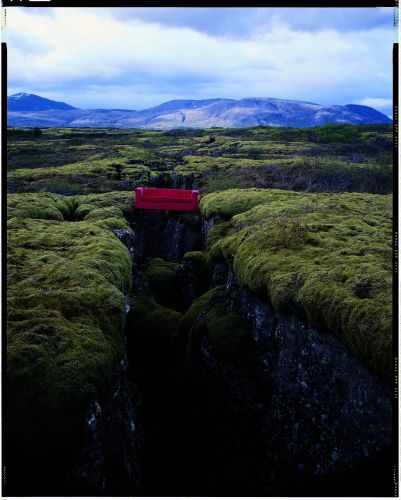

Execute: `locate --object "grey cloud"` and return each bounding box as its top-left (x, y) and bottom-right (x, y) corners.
top-left (107, 7), bottom-right (394, 36)
top-left (7, 7), bottom-right (394, 111)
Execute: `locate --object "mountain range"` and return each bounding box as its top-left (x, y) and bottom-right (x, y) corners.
top-left (7, 93), bottom-right (392, 129)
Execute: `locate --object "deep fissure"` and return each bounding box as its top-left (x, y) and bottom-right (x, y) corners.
top-left (123, 197), bottom-right (271, 495)
top-left (120, 182), bottom-right (393, 496)
top-left (125, 208), bottom-right (219, 495)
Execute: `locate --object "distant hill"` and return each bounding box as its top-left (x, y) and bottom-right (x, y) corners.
top-left (7, 93), bottom-right (392, 129)
top-left (8, 93), bottom-right (77, 112)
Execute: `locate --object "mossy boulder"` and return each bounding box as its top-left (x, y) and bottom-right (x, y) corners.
top-left (183, 251), bottom-right (211, 274)
top-left (178, 286), bottom-right (251, 361)
top-left (127, 295), bottom-right (182, 342)
top-left (178, 286), bottom-right (227, 335)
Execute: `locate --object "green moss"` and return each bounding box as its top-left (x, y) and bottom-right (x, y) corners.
top-left (178, 286), bottom-right (250, 361)
top-left (144, 258), bottom-right (182, 311)
top-left (84, 206), bottom-right (124, 220)
top-left (7, 154), bottom-right (157, 193)
top-left (206, 221), bottom-right (234, 250)
top-left (204, 303), bottom-right (251, 361)
top-left (204, 174), bottom-right (248, 192)
top-left (7, 192), bottom-right (75, 221)
top-left (200, 188), bottom-right (302, 219)
top-left (128, 295), bottom-right (182, 341)
top-left (74, 191), bottom-right (135, 219)
top-left (6, 191), bottom-right (135, 230)
top-left (183, 251), bottom-right (212, 277)
top-left (7, 194), bottom-right (134, 465)
top-left (8, 125), bottom-right (392, 195)
top-left (7, 311), bottom-right (120, 463)
top-left (178, 286), bottom-right (227, 335)
top-left (200, 189), bottom-right (392, 378)
top-left (182, 251), bottom-right (213, 293)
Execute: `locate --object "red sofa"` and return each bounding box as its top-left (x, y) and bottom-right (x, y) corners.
top-left (134, 187), bottom-right (199, 211)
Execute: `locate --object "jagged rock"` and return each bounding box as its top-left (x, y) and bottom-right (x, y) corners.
top-left (69, 358), bottom-right (143, 495)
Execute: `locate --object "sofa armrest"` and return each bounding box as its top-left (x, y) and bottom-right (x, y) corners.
top-left (135, 187), bottom-right (144, 200)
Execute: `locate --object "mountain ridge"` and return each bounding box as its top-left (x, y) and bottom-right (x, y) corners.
top-left (7, 93), bottom-right (392, 129)
top-left (8, 93), bottom-right (77, 112)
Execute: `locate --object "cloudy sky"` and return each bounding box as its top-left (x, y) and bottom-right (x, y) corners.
top-left (6, 7), bottom-right (396, 115)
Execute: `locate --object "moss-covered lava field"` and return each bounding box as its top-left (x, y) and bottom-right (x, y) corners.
top-left (6, 124), bottom-right (394, 496)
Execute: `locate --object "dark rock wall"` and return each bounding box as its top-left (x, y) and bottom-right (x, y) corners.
top-left (131, 210), bottom-right (202, 263)
top-left (177, 265), bottom-right (393, 495)
top-left (69, 358), bottom-right (142, 495)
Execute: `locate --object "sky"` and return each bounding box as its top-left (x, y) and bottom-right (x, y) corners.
top-left (5, 7), bottom-right (396, 116)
